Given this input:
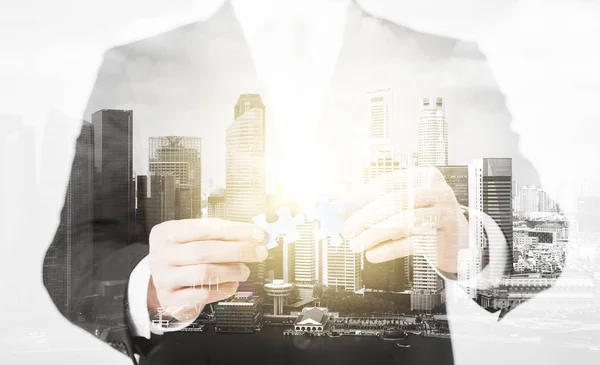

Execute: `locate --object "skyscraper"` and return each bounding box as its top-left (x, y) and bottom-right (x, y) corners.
top-left (367, 89), bottom-right (393, 156)
top-left (92, 109), bottom-right (134, 279)
top-left (417, 97), bottom-right (447, 167)
top-left (41, 120), bottom-right (94, 316)
top-left (436, 165), bottom-right (475, 298)
top-left (362, 148), bottom-right (408, 293)
top-left (468, 158), bottom-right (513, 281)
top-left (226, 94), bottom-right (267, 292)
top-left (410, 222), bottom-right (445, 311)
top-left (363, 90), bottom-right (408, 293)
top-left (321, 239), bottom-right (362, 292)
top-left (437, 165), bottom-right (469, 207)
top-left (226, 94), bottom-right (266, 223)
top-left (207, 189), bottom-right (226, 219)
top-left (148, 136), bottom-right (202, 219)
top-left (137, 175), bottom-right (176, 232)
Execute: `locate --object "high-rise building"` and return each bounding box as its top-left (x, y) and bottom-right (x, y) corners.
top-left (294, 221), bottom-right (318, 285)
top-left (468, 158), bottom-right (513, 281)
top-left (92, 110), bottom-right (134, 279)
top-left (137, 175), bottom-right (176, 231)
top-left (411, 222), bottom-right (444, 311)
top-left (43, 121), bottom-right (94, 316)
top-left (367, 89), bottom-right (393, 155)
top-left (226, 94), bottom-right (267, 292)
top-left (363, 90), bottom-right (410, 293)
top-left (436, 165), bottom-right (474, 298)
top-left (417, 97), bottom-right (447, 167)
top-left (207, 189), bottom-right (226, 219)
top-left (437, 165), bottom-right (469, 207)
top-left (321, 238), bottom-right (362, 292)
top-left (362, 148), bottom-right (408, 292)
top-left (148, 136), bottom-right (202, 219)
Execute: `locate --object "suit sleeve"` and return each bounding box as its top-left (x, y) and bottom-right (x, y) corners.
top-left (42, 48), bottom-right (151, 364)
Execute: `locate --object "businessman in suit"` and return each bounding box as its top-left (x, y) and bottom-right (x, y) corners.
top-left (43, 0), bottom-right (552, 364)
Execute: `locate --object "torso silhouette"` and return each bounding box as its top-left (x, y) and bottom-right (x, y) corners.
top-left (46, 1), bottom-right (542, 365)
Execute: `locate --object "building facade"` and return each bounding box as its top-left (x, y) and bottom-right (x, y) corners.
top-left (148, 136), bottom-right (202, 219)
top-left (417, 97), bottom-right (447, 167)
top-left (207, 189), bottom-right (226, 219)
top-left (226, 94), bottom-right (267, 292)
top-left (91, 109), bottom-right (135, 277)
top-left (468, 158), bottom-right (514, 281)
top-left (214, 295), bottom-right (262, 333)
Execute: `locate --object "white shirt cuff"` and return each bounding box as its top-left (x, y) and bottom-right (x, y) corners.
top-left (127, 256), bottom-right (200, 339)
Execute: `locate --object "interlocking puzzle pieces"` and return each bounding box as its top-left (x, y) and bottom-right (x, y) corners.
top-left (253, 206), bottom-right (305, 249)
top-left (253, 199), bottom-right (346, 249)
top-left (305, 199), bottom-right (344, 246)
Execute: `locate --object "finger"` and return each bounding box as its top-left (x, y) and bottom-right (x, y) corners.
top-left (159, 263), bottom-right (250, 290)
top-left (365, 237), bottom-right (412, 263)
top-left (151, 218), bottom-right (265, 244)
top-left (341, 189), bottom-right (448, 240)
top-left (165, 240), bottom-right (269, 265)
top-left (337, 167), bottom-right (446, 217)
top-left (348, 207), bottom-right (443, 253)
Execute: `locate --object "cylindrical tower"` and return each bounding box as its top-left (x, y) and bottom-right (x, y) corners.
top-left (264, 279), bottom-right (293, 315)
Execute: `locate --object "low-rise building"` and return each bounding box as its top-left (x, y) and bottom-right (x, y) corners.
top-left (214, 294), bottom-right (262, 333)
top-left (293, 307), bottom-right (331, 333)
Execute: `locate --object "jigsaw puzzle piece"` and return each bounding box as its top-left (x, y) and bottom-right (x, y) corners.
top-left (253, 214), bottom-right (281, 249)
top-left (275, 206), bottom-right (305, 245)
top-left (306, 199), bottom-right (344, 246)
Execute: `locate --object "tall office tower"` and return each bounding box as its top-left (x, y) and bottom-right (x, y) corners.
top-left (92, 110), bottom-right (134, 279)
top-left (437, 165), bottom-right (469, 207)
top-left (468, 158), bottom-right (513, 282)
top-left (207, 189), bottom-right (226, 219)
top-left (293, 222), bottom-right (316, 283)
top-left (42, 121), bottom-right (94, 316)
top-left (417, 97), bottom-right (447, 167)
top-left (175, 186), bottom-right (192, 219)
top-left (538, 188), bottom-right (550, 212)
top-left (137, 175), bottom-right (176, 232)
top-left (367, 89), bottom-right (393, 155)
top-left (410, 222), bottom-right (445, 311)
top-left (436, 165), bottom-right (475, 297)
top-left (364, 90), bottom-right (410, 293)
top-left (293, 221), bottom-right (319, 299)
top-left (148, 136), bottom-right (202, 219)
top-left (227, 94), bottom-right (267, 292)
top-left (362, 148), bottom-right (408, 292)
top-left (321, 239), bottom-right (362, 292)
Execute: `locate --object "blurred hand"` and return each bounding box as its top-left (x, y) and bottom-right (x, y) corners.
top-left (147, 218), bottom-right (268, 322)
top-left (339, 167), bottom-right (469, 275)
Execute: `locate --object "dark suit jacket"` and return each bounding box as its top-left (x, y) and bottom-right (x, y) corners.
top-left (43, 1), bottom-right (550, 364)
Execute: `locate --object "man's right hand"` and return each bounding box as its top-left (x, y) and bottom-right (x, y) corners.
top-left (146, 218), bottom-right (268, 322)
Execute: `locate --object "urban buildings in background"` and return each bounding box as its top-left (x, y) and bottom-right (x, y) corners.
top-left (41, 80), bottom-right (599, 329)
top-left (225, 94), bottom-right (267, 223)
top-left (92, 109), bottom-right (135, 255)
top-left (417, 97), bottom-right (447, 167)
top-left (207, 188), bottom-right (226, 219)
top-left (468, 158), bottom-right (514, 281)
top-left (226, 94), bottom-right (267, 292)
top-left (42, 119), bottom-right (94, 316)
top-left (148, 136), bottom-right (202, 219)
top-left (363, 90), bottom-right (409, 297)
top-left (513, 181), bottom-right (560, 216)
